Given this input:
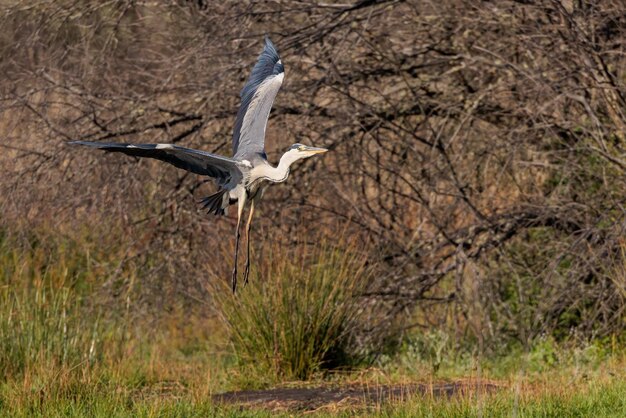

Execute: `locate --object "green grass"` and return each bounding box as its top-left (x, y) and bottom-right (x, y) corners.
top-left (2, 225), bottom-right (626, 417)
top-left (215, 241), bottom-right (371, 383)
top-left (378, 380), bottom-right (626, 417)
top-left (2, 374), bottom-right (626, 417)
top-left (0, 227), bottom-right (117, 378)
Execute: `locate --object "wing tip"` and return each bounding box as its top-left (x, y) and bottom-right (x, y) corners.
top-left (262, 35), bottom-right (279, 60)
top-left (66, 140), bottom-right (115, 149)
top-left (67, 140), bottom-right (103, 148)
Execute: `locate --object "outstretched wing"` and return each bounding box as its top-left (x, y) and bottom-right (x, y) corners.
top-left (232, 36), bottom-right (285, 161)
top-left (70, 141), bottom-right (243, 187)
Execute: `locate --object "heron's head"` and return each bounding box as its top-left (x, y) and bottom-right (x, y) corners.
top-left (286, 143), bottom-right (328, 160)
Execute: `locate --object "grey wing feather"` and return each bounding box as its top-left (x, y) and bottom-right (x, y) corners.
top-left (232, 36), bottom-right (285, 160)
top-left (70, 141), bottom-right (243, 188)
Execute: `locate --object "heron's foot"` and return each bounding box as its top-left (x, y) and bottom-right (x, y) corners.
top-left (231, 267), bottom-right (238, 293)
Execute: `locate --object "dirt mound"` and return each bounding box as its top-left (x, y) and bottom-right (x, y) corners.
top-left (213, 380), bottom-right (500, 411)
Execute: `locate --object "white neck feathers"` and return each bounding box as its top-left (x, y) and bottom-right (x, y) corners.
top-left (251, 150), bottom-right (303, 184)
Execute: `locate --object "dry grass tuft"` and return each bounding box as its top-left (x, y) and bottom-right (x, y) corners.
top-left (215, 241), bottom-right (371, 382)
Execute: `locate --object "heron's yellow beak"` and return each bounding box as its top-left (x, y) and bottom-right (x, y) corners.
top-left (305, 146), bottom-right (328, 155)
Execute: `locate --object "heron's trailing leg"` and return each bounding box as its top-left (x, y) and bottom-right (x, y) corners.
top-left (231, 192), bottom-right (247, 293)
top-left (243, 198), bottom-right (256, 286)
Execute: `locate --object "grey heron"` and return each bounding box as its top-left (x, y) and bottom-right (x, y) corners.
top-left (70, 37), bottom-right (328, 292)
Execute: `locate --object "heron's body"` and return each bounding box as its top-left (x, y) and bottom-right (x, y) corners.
top-left (70, 37), bottom-right (328, 292)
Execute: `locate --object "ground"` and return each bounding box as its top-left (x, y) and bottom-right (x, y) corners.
top-left (214, 380), bottom-right (500, 412)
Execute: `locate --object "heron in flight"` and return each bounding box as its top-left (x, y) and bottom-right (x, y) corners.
top-left (70, 37), bottom-right (328, 292)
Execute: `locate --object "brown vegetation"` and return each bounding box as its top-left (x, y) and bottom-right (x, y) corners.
top-left (1, 0), bottom-right (625, 354)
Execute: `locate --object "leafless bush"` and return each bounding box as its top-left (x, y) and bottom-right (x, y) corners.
top-left (1, 0), bottom-right (625, 349)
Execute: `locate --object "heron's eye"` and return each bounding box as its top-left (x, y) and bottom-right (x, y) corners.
top-left (298, 146), bottom-right (305, 151)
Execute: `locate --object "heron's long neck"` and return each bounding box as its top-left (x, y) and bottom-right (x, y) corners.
top-left (258, 152), bottom-right (301, 183)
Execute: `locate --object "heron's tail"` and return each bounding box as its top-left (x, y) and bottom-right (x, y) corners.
top-left (200, 189), bottom-right (229, 216)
